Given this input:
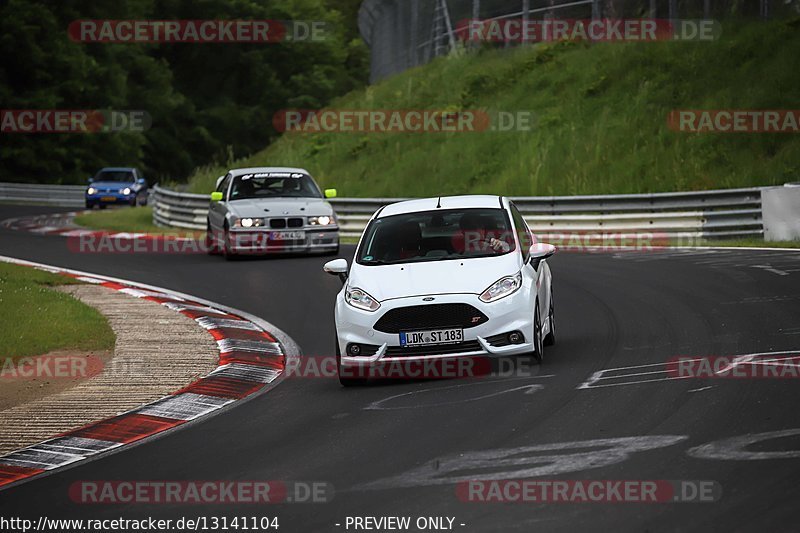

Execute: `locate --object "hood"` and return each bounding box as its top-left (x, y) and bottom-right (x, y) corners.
top-left (228, 197), bottom-right (332, 218)
top-left (90, 181), bottom-right (134, 190)
top-left (348, 252), bottom-right (522, 302)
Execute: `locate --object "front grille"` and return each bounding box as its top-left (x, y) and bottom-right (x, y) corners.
top-left (373, 304), bottom-right (488, 334)
top-left (385, 340), bottom-right (483, 357)
top-left (269, 217), bottom-right (305, 229)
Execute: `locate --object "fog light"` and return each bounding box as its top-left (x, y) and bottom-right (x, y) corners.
top-left (347, 343), bottom-right (361, 356)
top-left (508, 331), bottom-right (523, 344)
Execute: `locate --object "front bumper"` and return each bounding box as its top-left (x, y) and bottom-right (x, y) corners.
top-left (335, 291), bottom-right (535, 366)
top-left (86, 193), bottom-right (135, 205)
top-left (226, 228), bottom-right (339, 254)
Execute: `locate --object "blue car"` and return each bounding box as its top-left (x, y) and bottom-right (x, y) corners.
top-left (85, 167), bottom-right (148, 209)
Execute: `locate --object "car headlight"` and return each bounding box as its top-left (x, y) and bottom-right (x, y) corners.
top-left (479, 272), bottom-right (522, 303)
top-left (87, 187), bottom-right (97, 195)
top-left (122, 187), bottom-right (132, 195)
top-left (309, 215), bottom-right (333, 226)
top-left (232, 217), bottom-right (264, 228)
top-left (345, 287), bottom-right (380, 312)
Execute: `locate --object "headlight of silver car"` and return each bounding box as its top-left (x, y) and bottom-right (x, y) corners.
top-left (345, 287), bottom-right (380, 312)
top-left (232, 217), bottom-right (265, 228)
top-left (479, 272), bottom-right (522, 303)
top-left (309, 215), bottom-right (333, 226)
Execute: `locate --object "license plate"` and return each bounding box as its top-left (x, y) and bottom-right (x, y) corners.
top-left (400, 328), bottom-right (464, 347)
top-left (270, 231), bottom-right (304, 241)
top-left (101, 196), bottom-right (116, 201)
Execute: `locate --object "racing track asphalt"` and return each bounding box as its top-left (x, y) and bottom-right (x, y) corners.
top-left (1, 204), bottom-right (800, 532)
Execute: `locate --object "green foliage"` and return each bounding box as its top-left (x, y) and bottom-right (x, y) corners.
top-left (186, 20), bottom-right (800, 196)
top-left (0, 0), bottom-right (368, 184)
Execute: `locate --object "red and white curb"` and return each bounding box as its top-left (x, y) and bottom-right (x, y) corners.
top-left (0, 255), bottom-right (299, 491)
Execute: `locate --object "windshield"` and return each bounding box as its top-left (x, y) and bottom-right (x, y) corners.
top-left (357, 208), bottom-right (516, 265)
top-left (94, 170), bottom-right (134, 182)
top-left (229, 172), bottom-right (322, 200)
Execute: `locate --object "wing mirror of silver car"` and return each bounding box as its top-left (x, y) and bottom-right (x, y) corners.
top-left (323, 258), bottom-right (349, 283)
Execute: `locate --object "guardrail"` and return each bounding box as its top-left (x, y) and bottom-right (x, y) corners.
top-left (150, 184), bottom-right (764, 241)
top-left (0, 182), bottom-right (86, 207)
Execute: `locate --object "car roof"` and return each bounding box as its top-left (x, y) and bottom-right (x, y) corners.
top-left (229, 167), bottom-right (310, 177)
top-left (378, 195), bottom-right (505, 218)
top-left (98, 167), bottom-right (136, 172)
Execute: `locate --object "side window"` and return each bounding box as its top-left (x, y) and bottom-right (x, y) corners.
top-left (510, 204), bottom-right (533, 261)
top-left (217, 174), bottom-right (232, 197)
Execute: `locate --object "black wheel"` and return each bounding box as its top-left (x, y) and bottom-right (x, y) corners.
top-left (336, 334), bottom-right (367, 387)
top-left (532, 300), bottom-right (544, 363)
top-left (85, 202), bottom-right (93, 210)
top-left (544, 288), bottom-right (556, 346)
top-left (129, 198), bottom-right (137, 207)
top-left (98, 204), bottom-right (107, 210)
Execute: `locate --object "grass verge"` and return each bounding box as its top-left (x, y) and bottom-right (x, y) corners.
top-left (0, 262), bottom-right (115, 360)
top-left (74, 207), bottom-right (201, 236)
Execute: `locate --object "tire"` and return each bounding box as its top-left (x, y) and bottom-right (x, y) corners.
top-left (99, 204), bottom-right (107, 210)
top-left (532, 300), bottom-right (544, 363)
top-left (85, 202), bottom-right (93, 210)
top-left (129, 198), bottom-right (137, 207)
top-left (544, 288), bottom-right (556, 346)
top-left (336, 334), bottom-right (368, 387)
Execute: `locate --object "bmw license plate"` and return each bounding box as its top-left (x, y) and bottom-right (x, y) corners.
top-left (270, 231), bottom-right (304, 241)
top-left (400, 328), bottom-right (463, 347)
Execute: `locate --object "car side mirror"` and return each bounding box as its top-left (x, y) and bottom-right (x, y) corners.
top-left (529, 243), bottom-right (556, 261)
top-left (324, 188), bottom-right (337, 199)
top-left (87, 177), bottom-right (94, 183)
top-left (137, 178), bottom-right (146, 185)
top-left (210, 191), bottom-right (223, 202)
top-left (323, 258), bottom-right (348, 283)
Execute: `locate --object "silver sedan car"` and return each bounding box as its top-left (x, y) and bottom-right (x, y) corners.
top-left (207, 167), bottom-right (340, 258)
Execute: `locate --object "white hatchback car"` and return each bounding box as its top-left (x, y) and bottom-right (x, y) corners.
top-left (324, 195), bottom-right (556, 386)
